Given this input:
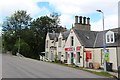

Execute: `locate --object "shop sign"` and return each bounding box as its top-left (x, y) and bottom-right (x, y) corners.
top-left (65, 47), bottom-right (73, 51)
top-left (65, 46), bottom-right (81, 52)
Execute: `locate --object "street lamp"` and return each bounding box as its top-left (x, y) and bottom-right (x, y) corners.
top-left (18, 35), bottom-right (20, 54)
top-left (96, 10), bottom-right (106, 72)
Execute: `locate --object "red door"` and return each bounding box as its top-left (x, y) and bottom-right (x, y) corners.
top-left (86, 51), bottom-right (92, 62)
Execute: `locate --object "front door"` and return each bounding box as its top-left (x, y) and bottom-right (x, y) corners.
top-left (77, 52), bottom-right (80, 63)
top-left (71, 52), bottom-right (74, 64)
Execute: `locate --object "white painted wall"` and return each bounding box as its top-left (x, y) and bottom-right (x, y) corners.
top-left (64, 29), bottom-right (83, 67)
top-left (45, 32), bottom-right (118, 70)
top-left (57, 33), bottom-right (67, 62)
top-left (92, 47), bottom-right (117, 70)
top-left (45, 33), bottom-right (57, 61)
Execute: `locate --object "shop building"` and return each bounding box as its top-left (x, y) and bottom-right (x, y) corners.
top-left (64, 28), bottom-right (119, 70)
top-left (45, 16), bottom-right (119, 70)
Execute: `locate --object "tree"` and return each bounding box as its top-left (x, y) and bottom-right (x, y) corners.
top-left (2, 10), bottom-right (32, 54)
top-left (2, 11), bottom-right (67, 60)
top-left (30, 13), bottom-right (67, 55)
top-left (50, 12), bottom-right (67, 32)
top-left (2, 10), bottom-right (32, 32)
top-left (13, 39), bottom-right (30, 57)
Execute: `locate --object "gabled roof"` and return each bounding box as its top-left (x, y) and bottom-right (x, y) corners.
top-left (48, 33), bottom-right (59, 40)
top-left (61, 30), bottom-right (70, 40)
top-left (73, 28), bottom-right (119, 48)
top-left (74, 29), bottom-right (97, 48)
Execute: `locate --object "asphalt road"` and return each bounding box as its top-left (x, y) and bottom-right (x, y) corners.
top-left (2, 54), bottom-right (106, 78)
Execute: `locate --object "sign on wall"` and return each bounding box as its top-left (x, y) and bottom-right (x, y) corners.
top-left (101, 49), bottom-right (109, 64)
top-left (65, 46), bottom-right (81, 52)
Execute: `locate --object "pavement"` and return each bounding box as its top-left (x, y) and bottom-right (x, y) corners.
top-left (2, 54), bottom-right (107, 78)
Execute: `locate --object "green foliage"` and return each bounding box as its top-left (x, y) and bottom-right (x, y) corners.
top-left (2, 10), bottom-right (67, 60)
top-left (2, 10), bottom-right (32, 32)
top-left (13, 39), bottom-right (30, 56)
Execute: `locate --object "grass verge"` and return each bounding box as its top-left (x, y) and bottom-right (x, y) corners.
top-left (46, 61), bottom-right (117, 78)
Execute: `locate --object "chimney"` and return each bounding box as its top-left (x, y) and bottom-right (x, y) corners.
top-left (87, 17), bottom-right (90, 25)
top-left (79, 16), bottom-right (82, 24)
top-left (75, 16), bottom-right (78, 23)
top-left (83, 17), bottom-right (86, 24)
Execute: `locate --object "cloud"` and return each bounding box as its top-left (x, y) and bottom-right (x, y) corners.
top-left (91, 14), bottom-right (118, 31)
top-left (47, 0), bottom-right (119, 30)
top-left (0, 0), bottom-right (119, 31)
top-left (60, 14), bottom-right (74, 28)
top-left (0, 0), bottom-right (41, 20)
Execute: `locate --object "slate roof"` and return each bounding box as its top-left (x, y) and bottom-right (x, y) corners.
top-left (48, 30), bottom-right (70, 41)
top-left (74, 29), bottom-right (98, 48)
top-left (95, 28), bottom-right (119, 48)
top-left (74, 28), bottom-right (119, 48)
top-left (48, 33), bottom-right (59, 40)
top-left (61, 30), bottom-right (70, 40)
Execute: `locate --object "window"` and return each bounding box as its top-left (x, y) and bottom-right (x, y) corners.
top-left (77, 52), bottom-right (80, 63)
top-left (58, 38), bottom-right (61, 47)
top-left (111, 34), bottom-right (113, 42)
top-left (106, 31), bottom-right (115, 43)
top-left (46, 40), bottom-right (48, 48)
top-left (71, 36), bottom-right (74, 46)
top-left (107, 35), bottom-right (109, 42)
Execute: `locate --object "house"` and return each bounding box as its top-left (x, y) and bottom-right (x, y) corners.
top-left (92, 28), bottom-right (119, 70)
top-left (64, 29), bottom-right (97, 67)
top-left (57, 31), bottom-right (70, 63)
top-left (45, 32), bottom-right (59, 62)
top-left (64, 28), bottom-right (119, 70)
top-left (45, 15), bottom-right (119, 70)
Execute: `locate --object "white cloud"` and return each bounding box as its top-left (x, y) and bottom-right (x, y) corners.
top-left (91, 15), bottom-right (118, 31)
top-left (0, 0), bottom-right (41, 20)
top-left (45, 0), bottom-right (119, 30)
top-left (60, 14), bottom-right (74, 28)
top-left (0, 0), bottom-right (119, 31)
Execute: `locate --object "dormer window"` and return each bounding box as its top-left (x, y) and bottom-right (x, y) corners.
top-left (106, 30), bottom-right (115, 43)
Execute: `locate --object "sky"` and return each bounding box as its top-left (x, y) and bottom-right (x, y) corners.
top-left (0, 0), bottom-right (119, 31)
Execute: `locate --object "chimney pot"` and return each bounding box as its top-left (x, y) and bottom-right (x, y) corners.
top-left (79, 16), bottom-right (82, 24)
top-left (83, 17), bottom-right (86, 24)
top-left (87, 17), bottom-right (90, 25)
top-left (75, 16), bottom-right (78, 23)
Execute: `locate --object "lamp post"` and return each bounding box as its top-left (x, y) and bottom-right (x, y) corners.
top-left (96, 10), bottom-right (106, 72)
top-left (18, 35), bottom-right (20, 54)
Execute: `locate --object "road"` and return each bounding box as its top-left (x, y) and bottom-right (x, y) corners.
top-left (2, 54), bottom-right (106, 78)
